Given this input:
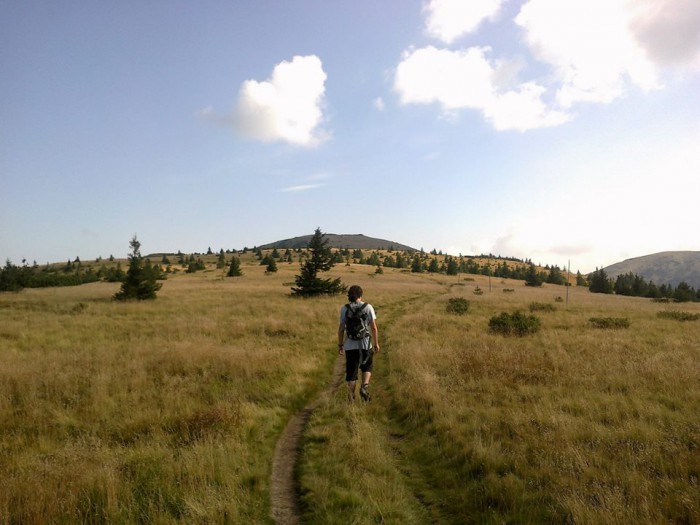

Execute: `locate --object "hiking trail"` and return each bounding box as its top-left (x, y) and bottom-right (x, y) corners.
top-left (269, 355), bottom-right (345, 524)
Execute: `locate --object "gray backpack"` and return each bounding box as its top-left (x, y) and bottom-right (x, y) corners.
top-left (345, 303), bottom-right (370, 340)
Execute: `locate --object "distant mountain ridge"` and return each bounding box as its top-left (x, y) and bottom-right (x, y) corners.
top-left (603, 251), bottom-right (700, 289)
top-left (258, 234), bottom-right (416, 252)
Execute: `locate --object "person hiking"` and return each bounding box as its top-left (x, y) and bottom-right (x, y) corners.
top-left (338, 285), bottom-right (380, 402)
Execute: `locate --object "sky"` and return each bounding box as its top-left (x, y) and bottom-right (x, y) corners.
top-left (2, 0), bottom-right (699, 274)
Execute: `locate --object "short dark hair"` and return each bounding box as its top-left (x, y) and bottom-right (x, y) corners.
top-left (348, 285), bottom-right (363, 302)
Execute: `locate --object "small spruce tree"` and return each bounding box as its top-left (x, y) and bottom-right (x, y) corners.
top-left (524, 264), bottom-right (544, 287)
top-left (291, 228), bottom-right (345, 297)
top-left (114, 235), bottom-right (162, 300)
top-left (266, 257), bottom-right (278, 273)
top-left (227, 257), bottom-right (243, 277)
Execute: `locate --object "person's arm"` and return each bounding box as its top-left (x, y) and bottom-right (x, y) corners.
top-left (370, 319), bottom-right (380, 353)
top-left (337, 322), bottom-right (346, 354)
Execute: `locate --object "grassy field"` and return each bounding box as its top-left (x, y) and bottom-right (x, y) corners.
top-left (1, 255), bottom-right (699, 523)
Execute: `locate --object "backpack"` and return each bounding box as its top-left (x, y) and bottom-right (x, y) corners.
top-left (345, 302), bottom-right (370, 340)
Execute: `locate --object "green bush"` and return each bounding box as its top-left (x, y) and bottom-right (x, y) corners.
top-left (446, 297), bottom-right (470, 315)
top-left (529, 302), bottom-right (556, 312)
top-left (657, 311), bottom-right (700, 322)
top-left (588, 317), bottom-right (630, 329)
top-left (489, 311), bottom-right (541, 336)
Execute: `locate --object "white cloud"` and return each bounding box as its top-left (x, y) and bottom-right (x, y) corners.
top-left (280, 184), bottom-right (323, 193)
top-left (629, 0), bottom-right (700, 67)
top-left (484, 81), bottom-right (570, 131)
top-left (394, 46), bottom-right (569, 131)
top-left (424, 0), bottom-right (505, 44)
top-left (233, 55), bottom-right (328, 147)
top-left (515, 0), bottom-right (661, 107)
top-left (397, 0), bottom-right (699, 131)
top-left (395, 46), bottom-right (496, 110)
top-left (372, 97), bottom-right (385, 111)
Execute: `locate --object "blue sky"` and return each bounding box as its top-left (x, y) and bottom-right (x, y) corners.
top-left (2, 0), bottom-right (699, 273)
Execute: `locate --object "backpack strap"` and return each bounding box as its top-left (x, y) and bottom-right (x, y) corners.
top-left (345, 302), bottom-right (369, 323)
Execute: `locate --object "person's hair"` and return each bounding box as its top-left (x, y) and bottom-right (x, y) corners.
top-left (348, 285), bottom-right (363, 302)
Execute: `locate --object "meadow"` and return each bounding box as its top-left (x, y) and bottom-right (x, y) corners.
top-left (1, 254), bottom-right (698, 524)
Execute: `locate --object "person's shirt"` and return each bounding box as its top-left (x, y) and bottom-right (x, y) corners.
top-left (339, 301), bottom-right (377, 350)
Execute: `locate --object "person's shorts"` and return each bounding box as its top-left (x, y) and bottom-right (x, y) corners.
top-left (344, 348), bottom-right (373, 381)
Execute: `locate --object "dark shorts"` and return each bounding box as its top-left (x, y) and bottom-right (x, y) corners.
top-left (344, 348), bottom-right (373, 382)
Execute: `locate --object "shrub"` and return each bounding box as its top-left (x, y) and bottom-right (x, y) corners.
top-left (657, 311), bottom-right (700, 322)
top-left (489, 311), bottom-right (541, 336)
top-left (502, 288), bottom-right (515, 293)
top-left (588, 317), bottom-right (630, 329)
top-left (473, 286), bottom-right (484, 296)
top-left (529, 302), bottom-right (556, 312)
top-left (446, 297), bottom-right (470, 315)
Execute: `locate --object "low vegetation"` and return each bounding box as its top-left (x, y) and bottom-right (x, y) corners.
top-left (588, 316), bottom-right (631, 329)
top-left (529, 301), bottom-right (556, 312)
top-left (657, 310), bottom-right (700, 321)
top-left (2, 252), bottom-right (699, 523)
top-left (446, 297), bottom-right (470, 315)
top-left (488, 310), bottom-right (542, 336)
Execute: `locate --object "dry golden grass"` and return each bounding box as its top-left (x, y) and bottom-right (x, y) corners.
top-left (0, 258), bottom-right (337, 523)
top-left (300, 272), bottom-right (700, 524)
top-left (2, 257), bottom-right (699, 523)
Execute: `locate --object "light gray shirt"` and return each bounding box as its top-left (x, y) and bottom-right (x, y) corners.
top-left (339, 301), bottom-right (377, 350)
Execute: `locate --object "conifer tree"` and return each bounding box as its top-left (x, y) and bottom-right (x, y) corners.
top-left (524, 264), bottom-right (544, 287)
top-left (428, 257), bottom-right (440, 273)
top-left (411, 254), bottom-right (424, 273)
top-left (114, 235), bottom-right (162, 300)
top-left (266, 257), bottom-right (278, 273)
top-left (227, 257), bottom-right (243, 277)
top-left (291, 227), bottom-right (345, 296)
top-left (589, 267), bottom-right (613, 294)
top-left (446, 257), bottom-right (459, 276)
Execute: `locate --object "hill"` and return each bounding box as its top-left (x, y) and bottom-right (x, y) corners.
top-left (604, 251), bottom-right (700, 288)
top-left (258, 233), bottom-right (416, 252)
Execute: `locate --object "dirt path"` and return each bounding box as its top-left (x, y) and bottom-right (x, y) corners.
top-left (270, 355), bottom-right (345, 524)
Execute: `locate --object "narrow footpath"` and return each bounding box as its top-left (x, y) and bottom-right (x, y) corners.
top-left (269, 356), bottom-right (345, 524)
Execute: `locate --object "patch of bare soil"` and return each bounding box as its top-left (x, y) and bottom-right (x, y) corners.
top-left (270, 356), bottom-right (345, 524)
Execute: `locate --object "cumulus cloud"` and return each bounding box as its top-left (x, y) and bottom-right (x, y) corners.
top-left (424, 0), bottom-right (505, 43)
top-left (629, 0), bottom-right (700, 66)
top-left (515, 0), bottom-right (661, 107)
top-left (232, 55), bottom-right (328, 147)
top-left (394, 46), bottom-right (569, 131)
top-left (396, 0), bottom-right (700, 131)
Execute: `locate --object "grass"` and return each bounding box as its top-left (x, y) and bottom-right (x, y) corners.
top-left (0, 258), bottom-right (337, 523)
top-left (2, 258), bottom-right (699, 523)
top-left (300, 274), bottom-right (700, 524)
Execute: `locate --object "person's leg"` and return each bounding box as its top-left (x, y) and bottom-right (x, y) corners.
top-left (362, 371), bottom-right (371, 385)
top-left (359, 349), bottom-right (373, 401)
top-left (345, 350), bottom-right (360, 403)
top-left (346, 380), bottom-right (356, 401)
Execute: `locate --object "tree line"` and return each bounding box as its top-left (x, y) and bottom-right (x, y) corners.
top-left (588, 267), bottom-right (700, 302)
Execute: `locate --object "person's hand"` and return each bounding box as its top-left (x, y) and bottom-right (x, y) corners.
top-left (338, 344), bottom-right (344, 355)
top-left (373, 344), bottom-right (380, 354)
